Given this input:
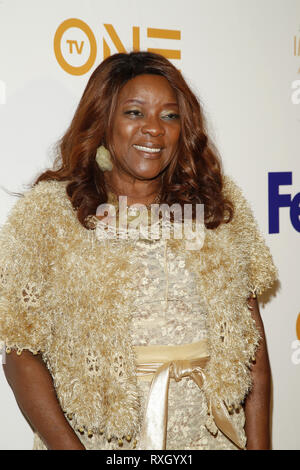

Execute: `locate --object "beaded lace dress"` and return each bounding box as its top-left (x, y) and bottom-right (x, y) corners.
top-left (33, 193), bottom-right (246, 450)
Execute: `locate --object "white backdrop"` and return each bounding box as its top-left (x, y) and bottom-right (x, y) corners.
top-left (0, 0), bottom-right (299, 450)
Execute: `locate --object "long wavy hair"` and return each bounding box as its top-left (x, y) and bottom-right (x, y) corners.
top-left (33, 51), bottom-right (233, 229)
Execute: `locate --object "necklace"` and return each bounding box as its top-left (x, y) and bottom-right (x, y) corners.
top-left (105, 180), bottom-right (162, 210)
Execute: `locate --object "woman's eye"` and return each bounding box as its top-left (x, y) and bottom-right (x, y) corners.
top-left (124, 110), bottom-right (142, 117)
top-left (161, 113), bottom-right (180, 120)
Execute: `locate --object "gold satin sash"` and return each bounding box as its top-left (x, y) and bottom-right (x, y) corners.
top-left (134, 341), bottom-right (245, 450)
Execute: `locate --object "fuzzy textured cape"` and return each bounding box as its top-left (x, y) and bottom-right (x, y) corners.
top-left (0, 176), bottom-right (278, 442)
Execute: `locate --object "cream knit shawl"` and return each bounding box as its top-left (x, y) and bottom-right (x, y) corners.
top-left (0, 176), bottom-right (278, 442)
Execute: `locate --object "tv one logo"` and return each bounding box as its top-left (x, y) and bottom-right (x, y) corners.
top-left (268, 172), bottom-right (300, 233)
top-left (54, 18), bottom-right (181, 76)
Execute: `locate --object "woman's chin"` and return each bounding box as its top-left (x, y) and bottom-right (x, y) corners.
top-left (130, 167), bottom-right (164, 181)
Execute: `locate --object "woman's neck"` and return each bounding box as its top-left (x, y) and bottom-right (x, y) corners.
top-left (103, 174), bottom-right (163, 207)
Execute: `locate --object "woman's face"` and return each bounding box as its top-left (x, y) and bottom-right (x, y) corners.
top-left (110, 74), bottom-right (181, 180)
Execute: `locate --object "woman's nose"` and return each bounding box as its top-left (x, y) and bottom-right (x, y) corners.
top-left (141, 116), bottom-right (165, 137)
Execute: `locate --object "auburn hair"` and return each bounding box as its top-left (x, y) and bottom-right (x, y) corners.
top-left (34, 51), bottom-right (233, 229)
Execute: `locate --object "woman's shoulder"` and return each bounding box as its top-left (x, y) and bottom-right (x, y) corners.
top-left (9, 179), bottom-right (71, 218)
top-left (215, 174), bottom-right (260, 242)
top-left (0, 179), bottom-right (74, 240)
top-left (222, 174), bottom-right (246, 203)
top-left (23, 179), bottom-right (69, 205)
top-left (221, 174), bottom-right (256, 224)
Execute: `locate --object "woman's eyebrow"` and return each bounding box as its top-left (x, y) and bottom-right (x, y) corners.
top-left (122, 98), bottom-right (178, 107)
top-left (162, 103), bottom-right (179, 107)
top-left (122, 99), bottom-right (145, 105)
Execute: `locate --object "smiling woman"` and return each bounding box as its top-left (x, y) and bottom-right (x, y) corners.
top-left (107, 74), bottom-right (181, 204)
top-left (0, 51), bottom-right (277, 450)
top-left (32, 51), bottom-right (233, 229)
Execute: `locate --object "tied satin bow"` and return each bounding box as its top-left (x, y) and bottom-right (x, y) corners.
top-left (134, 341), bottom-right (245, 450)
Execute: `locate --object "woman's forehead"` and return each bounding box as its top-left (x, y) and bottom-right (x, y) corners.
top-left (117, 74), bottom-right (178, 106)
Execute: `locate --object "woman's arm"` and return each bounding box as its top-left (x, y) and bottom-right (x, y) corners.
top-left (244, 296), bottom-right (271, 450)
top-left (3, 349), bottom-right (85, 450)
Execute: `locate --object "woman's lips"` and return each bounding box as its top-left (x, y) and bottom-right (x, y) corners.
top-left (133, 144), bottom-right (162, 153)
top-left (133, 144), bottom-right (163, 158)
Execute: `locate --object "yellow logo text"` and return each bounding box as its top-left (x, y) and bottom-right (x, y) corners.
top-left (54, 19), bottom-right (181, 76)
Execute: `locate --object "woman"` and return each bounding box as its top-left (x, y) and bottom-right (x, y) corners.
top-left (0, 51), bottom-right (277, 450)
